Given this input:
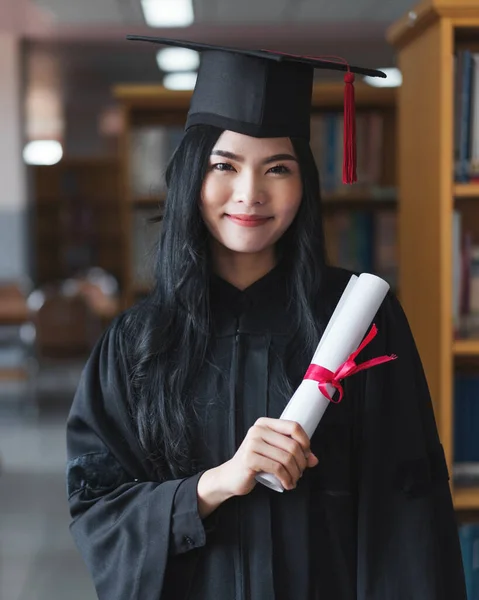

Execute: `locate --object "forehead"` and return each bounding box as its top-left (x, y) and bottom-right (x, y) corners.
top-left (213, 130), bottom-right (295, 155)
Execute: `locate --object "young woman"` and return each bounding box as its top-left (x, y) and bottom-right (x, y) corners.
top-left (66, 39), bottom-right (466, 600)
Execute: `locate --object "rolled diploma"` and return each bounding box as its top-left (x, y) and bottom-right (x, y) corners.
top-left (256, 273), bottom-right (390, 493)
top-left (313, 274), bottom-right (358, 355)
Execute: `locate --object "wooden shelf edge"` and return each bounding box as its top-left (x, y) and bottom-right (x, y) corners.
top-left (453, 339), bottom-right (479, 356)
top-left (387, 1), bottom-right (479, 49)
top-left (386, 1), bottom-right (438, 49)
top-left (454, 183), bottom-right (479, 198)
top-left (323, 190), bottom-right (397, 206)
top-left (114, 83), bottom-right (396, 111)
top-left (0, 367), bottom-right (30, 382)
top-left (113, 85), bottom-right (192, 109)
top-left (311, 83), bottom-right (396, 108)
top-left (454, 485), bottom-right (479, 510)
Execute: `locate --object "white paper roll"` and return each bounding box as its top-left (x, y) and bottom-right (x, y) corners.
top-left (256, 273), bottom-right (390, 493)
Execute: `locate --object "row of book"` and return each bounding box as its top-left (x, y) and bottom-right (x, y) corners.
top-left (128, 113), bottom-right (387, 199)
top-left (454, 374), bottom-right (479, 600)
top-left (453, 211), bottom-right (479, 338)
top-left (310, 112), bottom-right (385, 194)
top-left (324, 209), bottom-right (397, 290)
top-left (454, 373), bottom-right (479, 480)
top-left (454, 50), bottom-right (479, 183)
top-left (459, 523), bottom-right (479, 600)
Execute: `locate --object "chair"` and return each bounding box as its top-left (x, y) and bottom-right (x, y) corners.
top-left (0, 278), bottom-right (36, 415)
top-left (26, 285), bottom-right (104, 412)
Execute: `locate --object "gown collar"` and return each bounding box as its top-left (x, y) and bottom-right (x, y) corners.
top-left (209, 261), bottom-right (293, 336)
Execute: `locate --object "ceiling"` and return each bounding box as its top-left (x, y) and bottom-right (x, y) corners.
top-left (22, 0), bottom-right (418, 91)
top-left (29, 0), bottom-right (415, 27)
top-left (11, 0), bottom-right (417, 153)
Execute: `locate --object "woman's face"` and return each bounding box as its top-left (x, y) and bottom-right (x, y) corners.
top-left (200, 130), bottom-right (303, 256)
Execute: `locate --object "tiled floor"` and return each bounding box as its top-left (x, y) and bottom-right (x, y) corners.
top-left (0, 387), bottom-right (97, 599)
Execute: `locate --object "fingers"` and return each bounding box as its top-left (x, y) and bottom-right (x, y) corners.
top-left (254, 417), bottom-right (313, 458)
top-left (248, 437), bottom-right (302, 486)
top-left (245, 419), bottom-right (319, 490)
top-left (251, 426), bottom-right (307, 476)
top-left (247, 451), bottom-right (297, 491)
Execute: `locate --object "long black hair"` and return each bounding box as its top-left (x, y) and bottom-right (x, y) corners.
top-left (124, 124), bottom-right (327, 479)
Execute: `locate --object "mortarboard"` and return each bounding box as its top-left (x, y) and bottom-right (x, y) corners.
top-left (126, 35), bottom-right (386, 184)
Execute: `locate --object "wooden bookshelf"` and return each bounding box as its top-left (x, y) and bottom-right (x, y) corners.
top-left (113, 83), bottom-right (397, 306)
top-left (454, 486), bottom-right (479, 511)
top-left (388, 0), bottom-right (479, 510)
top-left (454, 339), bottom-right (479, 356)
top-left (33, 157), bottom-right (124, 289)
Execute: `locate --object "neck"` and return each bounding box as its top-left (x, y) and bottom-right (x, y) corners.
top-left (210, 240), bottom-right (277, 290)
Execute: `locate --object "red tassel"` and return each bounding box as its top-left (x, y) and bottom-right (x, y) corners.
top-left (343, 71), bottom-right (357, 184)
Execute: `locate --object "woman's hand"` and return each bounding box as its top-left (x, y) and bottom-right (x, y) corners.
top-left (218, 417), bottom-right (319, 497)
top-left (197, 418), bottom-right (319, 518)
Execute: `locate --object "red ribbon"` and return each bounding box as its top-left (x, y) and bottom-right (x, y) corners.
top-left (304, 324), bottom-right (397, 403)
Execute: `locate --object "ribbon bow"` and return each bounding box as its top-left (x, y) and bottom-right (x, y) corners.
top-left (304, 324), bottom-right (397, 403)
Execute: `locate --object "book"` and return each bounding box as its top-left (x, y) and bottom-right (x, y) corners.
top-left (455, 50), bottom-right (474, 182)
top-left (458, 523), bottom-right (479, 599)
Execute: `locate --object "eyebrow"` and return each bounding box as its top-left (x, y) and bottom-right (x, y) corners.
top-left (210, 150), bottom-right (298, 164)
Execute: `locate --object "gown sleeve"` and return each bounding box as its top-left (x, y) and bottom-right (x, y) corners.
top-left (66, 319), bottom-right (210, 600)
top-left (355, 292), bottom-right (467, 600)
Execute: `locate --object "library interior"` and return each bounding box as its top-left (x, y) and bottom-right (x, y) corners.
top-left (2, 0), bottom-right (479, 598)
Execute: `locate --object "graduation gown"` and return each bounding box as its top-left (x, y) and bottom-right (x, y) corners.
top-left (66, 265), bottom-right (466, 600)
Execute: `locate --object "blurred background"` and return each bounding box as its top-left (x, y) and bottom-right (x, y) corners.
top-left (2, 0), bottom-right (479, 598)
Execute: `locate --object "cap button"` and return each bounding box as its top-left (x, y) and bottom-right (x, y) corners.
top-left (344, 72), bottom-right (355, 84)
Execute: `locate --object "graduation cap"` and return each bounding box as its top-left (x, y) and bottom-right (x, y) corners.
top-left (126, 35), bottom-right (386, 184)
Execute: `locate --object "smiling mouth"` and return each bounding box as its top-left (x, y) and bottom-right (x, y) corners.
top-left (225, 214), bottom-right (273, 227)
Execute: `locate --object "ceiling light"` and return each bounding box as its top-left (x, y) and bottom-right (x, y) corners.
top-left (163, 72), bottom-right (197, 90)
top-left (157, 48), bottom-right (200, 72)
top-left (141, 0), bottom-right (194, 27)
top-left (363, 68), bottom-right (402, 88)
top-left (23, 140), bottom-right (63, 165)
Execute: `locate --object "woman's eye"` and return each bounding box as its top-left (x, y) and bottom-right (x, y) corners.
top-left (212, 162), bottom-right (234, 172)
top-left (268, 164), bottom-right (291, 175)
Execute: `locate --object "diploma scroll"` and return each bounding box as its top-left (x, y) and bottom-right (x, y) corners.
top-left (255, 273), bottom-right (391, 493)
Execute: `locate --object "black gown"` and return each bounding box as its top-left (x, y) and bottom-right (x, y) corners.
top-left (66, 265), bottom-right (466, 600)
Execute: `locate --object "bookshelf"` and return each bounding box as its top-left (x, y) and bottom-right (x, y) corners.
top-left (113, 83), bottom-right (397, 307)
top-left (388, 0), bottom-right (479, 511)
top-left (34, 157), bottom-right (124, 288)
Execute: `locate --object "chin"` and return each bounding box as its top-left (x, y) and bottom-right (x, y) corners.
top-left (222, 242), bottom-right (271, 254)
top-left (216, 229), bottom-right (286, 254)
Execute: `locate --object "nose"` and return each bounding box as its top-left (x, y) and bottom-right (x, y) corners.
top-left (233, 170), bottom-right (266, 206)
